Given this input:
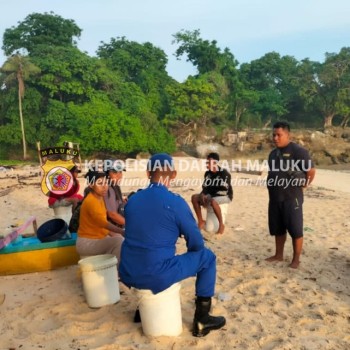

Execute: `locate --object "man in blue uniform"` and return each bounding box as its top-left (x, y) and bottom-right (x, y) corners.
top-left (266, 121), bottom-right (316, 268)
top-left (119, 153), bottom-right (226, 337)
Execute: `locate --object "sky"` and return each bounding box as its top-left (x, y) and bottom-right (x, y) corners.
top-left (0, 0), bottom-right (350, 82)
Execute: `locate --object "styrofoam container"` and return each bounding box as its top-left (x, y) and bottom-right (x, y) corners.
top-left (79, 254), bottom-right (120, 308)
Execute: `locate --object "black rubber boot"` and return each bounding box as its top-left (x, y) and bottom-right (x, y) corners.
top-left (192, 297), bottom-right (226, 337)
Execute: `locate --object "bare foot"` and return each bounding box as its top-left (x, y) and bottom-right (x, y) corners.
top-left (265, 255), bottom-right (283, 262)
top-left (289, 260), bottom-right (300, 269)
top-left (198, 220), bottom-right (206, 230)
top-left (216, 224), bottom-right (225, 234)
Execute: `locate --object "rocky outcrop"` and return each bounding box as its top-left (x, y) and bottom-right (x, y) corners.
top-left (184, 127), bottom-right (350, 166)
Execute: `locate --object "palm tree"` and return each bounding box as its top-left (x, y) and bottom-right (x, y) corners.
top-left (1, 54), bottom-right (40, 159)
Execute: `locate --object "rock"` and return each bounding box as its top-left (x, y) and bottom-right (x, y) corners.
top-left (311, 131), bottom-right (327, 139)
top-left (217, 292), bottom-right (232, 302)
top-left (195, 143), bottom-right (233, 159)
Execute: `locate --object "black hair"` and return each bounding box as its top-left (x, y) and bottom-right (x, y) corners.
top-left (207, 152), bottom-right (220, 161)
top-left (85, 170), bottom-right (106, 185)
top-left (273, 121), bottom-right (290, 132)
top-left (71, 165), bottom-right (81, 173)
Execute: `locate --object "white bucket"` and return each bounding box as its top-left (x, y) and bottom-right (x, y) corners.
top-left (205, 203), bottom-right (229, 233)
top-left (53, 205), bottom-right (72, 226)
top-left (135, 283), bottom-right (182, 337)
top-left (79, 254), bottom-right (120, 308)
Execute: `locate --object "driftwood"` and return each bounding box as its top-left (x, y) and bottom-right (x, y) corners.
top-left (17, 172), bottom-right (41, 179)
top-left (0, 176), bottom-right (18, 181)
top-left (0, 172), bottom-right (41, 188)
top-left (0, 187), bottom-right (15, 197)
top-left (17, 173), bottom-right (41, 186)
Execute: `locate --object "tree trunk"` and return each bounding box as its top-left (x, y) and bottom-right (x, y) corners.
top-left (263, 118), bottom-right (272, 129)
top-left (323, 114), bottom-right (334, 128)
top-left (235, 112), bottom-right (240, 131)
top-left (340, 115), bottom-right (349, 128)
top-left (235, 106), bottom-right (246, 131)
top-left (18, 88), bottom-right (27, 160)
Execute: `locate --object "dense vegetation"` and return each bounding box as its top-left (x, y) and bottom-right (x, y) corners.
top-left (1, 12), bottom-right (349, 159)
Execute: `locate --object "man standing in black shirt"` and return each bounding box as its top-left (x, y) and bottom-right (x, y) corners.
top-left (266, 121), bottom-right (316, 268)
top-left (192, 152), bottom-right (233, 234)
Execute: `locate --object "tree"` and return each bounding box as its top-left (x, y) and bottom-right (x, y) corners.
top-left (164, 73), bottom-right (228, 143)
top-left (2, 12), bottom-right (81, 56)
top-left (173, 29), bottom-right (255, 130)
top-left (62, 94), bottom-right (175, 154)
top-left (97, 37), bottom-right (168, 82)
top-left (239, 52), bottom-right (300, 125)
top-left (298, 48), bottom-right (350, 127)
top-left (173, 29), bottom-right (239, 76)
top-left (336, 88), bottom-right (350, 128)
top-left (1, 54), bottom-right (40, 159)
top-left (31, 46), bottom-right (98, 103)
top-left (229, 77), bottom-right (259, 129)
top-left (97, 37), bottom-right (174, 116)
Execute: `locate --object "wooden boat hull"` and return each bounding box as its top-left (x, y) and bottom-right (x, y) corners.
top-left (0, 233), bottom-right (79, 275)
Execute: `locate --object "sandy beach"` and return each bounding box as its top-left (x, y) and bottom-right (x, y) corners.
top-left (0, 157), bottom-right (350, 350)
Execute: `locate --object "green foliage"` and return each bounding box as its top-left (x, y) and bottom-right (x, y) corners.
top-left (2, 12), bottom-right (81, 56)
top-left (60, 95), bottom-right (175, 155)
top-left (239, 52), bottom-right (300, 124)
top-left (0, 123), bottom-right (22, 145)
top-left (31, 46), bottom-right (98, 102)
top-left (0, 54), bottom-right (41, 158)
top-left (173, 29), bottom-right (239, 75)
top-left (0, 159), bottom-right (33, 166)
top-left (297, 49), bottom-right (350, 127)
top-left (165, 75), bottom-right (217, 124)
top-left (1, 12), bottom-right (350, 160)
top-left (97, 37), bottom-right (168, 83)
top-left (164, 73), bottom-right (231, 143)
top-left (1, 55), bottom-right (41, 86)
top-left (97, 37), bottom-right (174, 116)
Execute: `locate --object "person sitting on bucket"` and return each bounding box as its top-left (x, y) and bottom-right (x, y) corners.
top-left (191, 152), bottom-right (233, 234)
top-left (119, 153), bottom-right (226, 337)
top-left (76, 170), bottom-right (124, 266)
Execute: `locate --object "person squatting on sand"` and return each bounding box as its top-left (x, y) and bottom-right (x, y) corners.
top-left (76, 170), bottom-right (124, 266)
top-left (266, 121), bottom-right (316, 269)
top-left (119, 153), bottom-right (226, 337)
top-left (191, 152), bottom-right (233, 234)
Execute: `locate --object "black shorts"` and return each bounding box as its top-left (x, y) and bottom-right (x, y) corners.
top-left (268, 198), bottom-right (303, 239)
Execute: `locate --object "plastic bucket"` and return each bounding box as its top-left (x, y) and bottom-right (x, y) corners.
top-left (135, 283), bottom-right (182, 337)
top-left (78, 254), bottom-right (120, 308)
top-left (205, 203), bottom-right (229, 233)
top-left (53, 205), bottom-right (72, 226)
top-left (37, 218), bottom-right (69, 242)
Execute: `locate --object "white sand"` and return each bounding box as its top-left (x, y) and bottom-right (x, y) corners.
top-left (0, 159), bottom-right (350, 349)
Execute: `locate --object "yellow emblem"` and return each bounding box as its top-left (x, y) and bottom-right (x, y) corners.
top-left (41, 159), bottom-right (75, 197)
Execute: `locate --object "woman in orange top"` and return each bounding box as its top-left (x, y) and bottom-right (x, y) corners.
top-left (76, 171), bottom-right (124, 265)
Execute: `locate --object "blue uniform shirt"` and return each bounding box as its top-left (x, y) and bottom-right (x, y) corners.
top-left (119, 183), bottom-right (205, 293)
